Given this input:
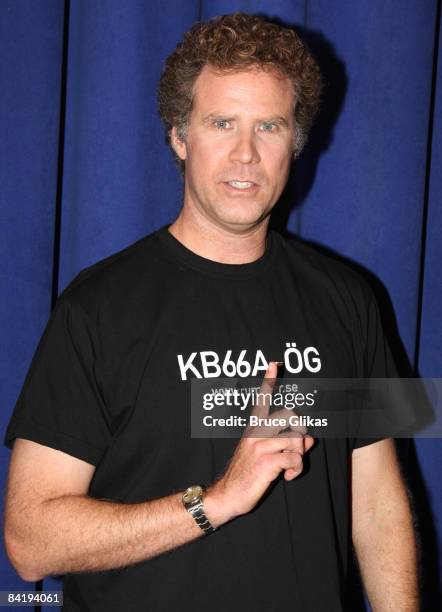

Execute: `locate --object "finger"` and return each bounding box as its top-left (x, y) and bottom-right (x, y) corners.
top-left (244, 412), bottom-right (292, 439)
top-left (250, 361), bottom-right (278, 419)
top-left (245, 407), bottom-right (309, 440)
top-left (270, 409), bottom-right (308, 435)
top-left (255, 408), bottom-right (308, 438)
top-left (278, 431), bottom-right (315, 456)
top-left (278, 430), bottom-right (305, 438)
top-left (284, 467), bottom-right (302, 481)
top-left (278, 433), bottom-right (306, 455)
top-left (280, 432), bottom-right (316, 453)
top-left (276, 450), bottom-right (303, 474)
top-left (254, 435), bottom-right (305, 456)
top-left (264, 361), bottom-right (279, 379)
top-left (303, 435), bottom-right (316, 452)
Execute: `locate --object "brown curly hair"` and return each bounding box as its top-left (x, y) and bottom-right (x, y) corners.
top-left (158, 13), bottom-right (323, 172)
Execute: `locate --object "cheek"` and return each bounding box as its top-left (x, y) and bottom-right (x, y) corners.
top-left (189, 140), bottom-right (226, 172)
top-left (265, 148), bottom-right (292, 181)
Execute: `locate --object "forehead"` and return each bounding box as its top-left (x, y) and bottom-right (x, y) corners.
top-left (191, 64), bottom-right (295, 118)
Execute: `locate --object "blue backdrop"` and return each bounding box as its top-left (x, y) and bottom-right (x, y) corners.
top-left (1, 1), bottom-right (441, 610)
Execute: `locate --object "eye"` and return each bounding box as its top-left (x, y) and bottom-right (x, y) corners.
top-left (260, 122), bottom-right (277, 133)
top-left (214, 119), bottom-right (232, 130)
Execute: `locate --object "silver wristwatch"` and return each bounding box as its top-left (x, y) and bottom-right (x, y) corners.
top-left (182, 485), bottom-right (216, 535)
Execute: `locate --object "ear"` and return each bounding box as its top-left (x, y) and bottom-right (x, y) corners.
top-left (170, 126), bottom-right (187, 161)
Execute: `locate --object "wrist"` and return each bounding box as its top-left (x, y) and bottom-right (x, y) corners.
top-left (203, 482), bottom-right (238, 528)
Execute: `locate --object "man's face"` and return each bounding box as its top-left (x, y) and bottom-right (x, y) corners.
top-left (172, 65), bottom-right (296, 232)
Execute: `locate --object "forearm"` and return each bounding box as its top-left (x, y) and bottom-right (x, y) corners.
top-left (8, 489), bottom-right (226, 581)
top-left (353, 488), bottom-right (419, 611)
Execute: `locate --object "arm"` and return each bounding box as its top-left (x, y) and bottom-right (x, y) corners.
top-left (4, 365), bottom-right (314, 581)
top-left (3, 438), bottom-right (214, 581)
top-left (4, 436), bottom-right (309, 581)
top-left (351, 438), bottom-right (419, 611)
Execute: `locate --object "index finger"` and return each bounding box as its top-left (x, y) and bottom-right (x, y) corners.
top-left (249, 361), bottom-right (279, 420)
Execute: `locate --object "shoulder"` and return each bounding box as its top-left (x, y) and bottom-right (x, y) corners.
top-left (272, 231), bottom-right (380, 345)
top-left (273, 230), bottom-right (376, 309)
top-left (55, 229), bottom-right (166, 323)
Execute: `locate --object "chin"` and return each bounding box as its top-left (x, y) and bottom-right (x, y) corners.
top-left (212, 203), bottom-right (271, 228)
top-left (215, 214), bottom-right (269, 231)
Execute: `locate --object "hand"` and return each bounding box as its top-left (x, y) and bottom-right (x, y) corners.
top-left (205, 362), bottom-right (315, 525)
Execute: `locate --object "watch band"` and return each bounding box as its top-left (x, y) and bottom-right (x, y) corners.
top-left (182, 485), bottom-right (217, 535)
top-left (187, 499), bottom-right (216, 535)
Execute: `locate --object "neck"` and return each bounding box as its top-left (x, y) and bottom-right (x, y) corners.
top-left (168, 206), bottom-right (270, 264)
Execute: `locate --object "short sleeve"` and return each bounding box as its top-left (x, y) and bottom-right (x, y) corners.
top-left (352, 291), bottom-right (402, 450)
top-left (4, 294), bottom-right (112, 466)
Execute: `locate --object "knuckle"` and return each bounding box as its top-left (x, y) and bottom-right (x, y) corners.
top-left (259, 454), bottom-right (273, 470)
top-left (285, 431), bottom-right (303, 440)
top-left (287, 439), bottom-right (304, 454)
top-left (290, 452), bottom-right (303, 470)
top-left (253, 439), bottom-right (266, 456)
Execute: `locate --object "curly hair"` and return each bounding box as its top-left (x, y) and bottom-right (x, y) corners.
top-left (158, 13), bottom-right (323, 172)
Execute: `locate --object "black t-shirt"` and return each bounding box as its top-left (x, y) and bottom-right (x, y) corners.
top-left (4, 227), bottom-right (399, 611)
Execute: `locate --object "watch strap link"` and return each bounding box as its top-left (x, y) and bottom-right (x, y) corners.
top-left (187, 499), bottom-right (216, 535)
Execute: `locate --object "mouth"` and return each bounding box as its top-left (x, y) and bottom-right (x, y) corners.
top-left (223, 180), bottom-right (258, 193)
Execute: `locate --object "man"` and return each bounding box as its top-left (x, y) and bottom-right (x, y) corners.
top-left (4, 13), bottom-right (418, 611)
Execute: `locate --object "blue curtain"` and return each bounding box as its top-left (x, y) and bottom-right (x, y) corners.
top-left (1, 1), bottom-right (440, 609)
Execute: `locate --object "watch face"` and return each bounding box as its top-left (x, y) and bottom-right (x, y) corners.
top-left (183, 485), bottom-right (203, 504)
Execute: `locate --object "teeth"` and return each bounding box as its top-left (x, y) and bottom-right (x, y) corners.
top-left (228, 181), bottom-right (254, 189)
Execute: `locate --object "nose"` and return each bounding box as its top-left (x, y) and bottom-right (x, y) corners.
top-left (228, 129), bottom-right (261, 165)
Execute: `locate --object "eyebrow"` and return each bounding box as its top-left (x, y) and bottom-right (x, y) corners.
top-left (201, 113), bottom-right (290, 127)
